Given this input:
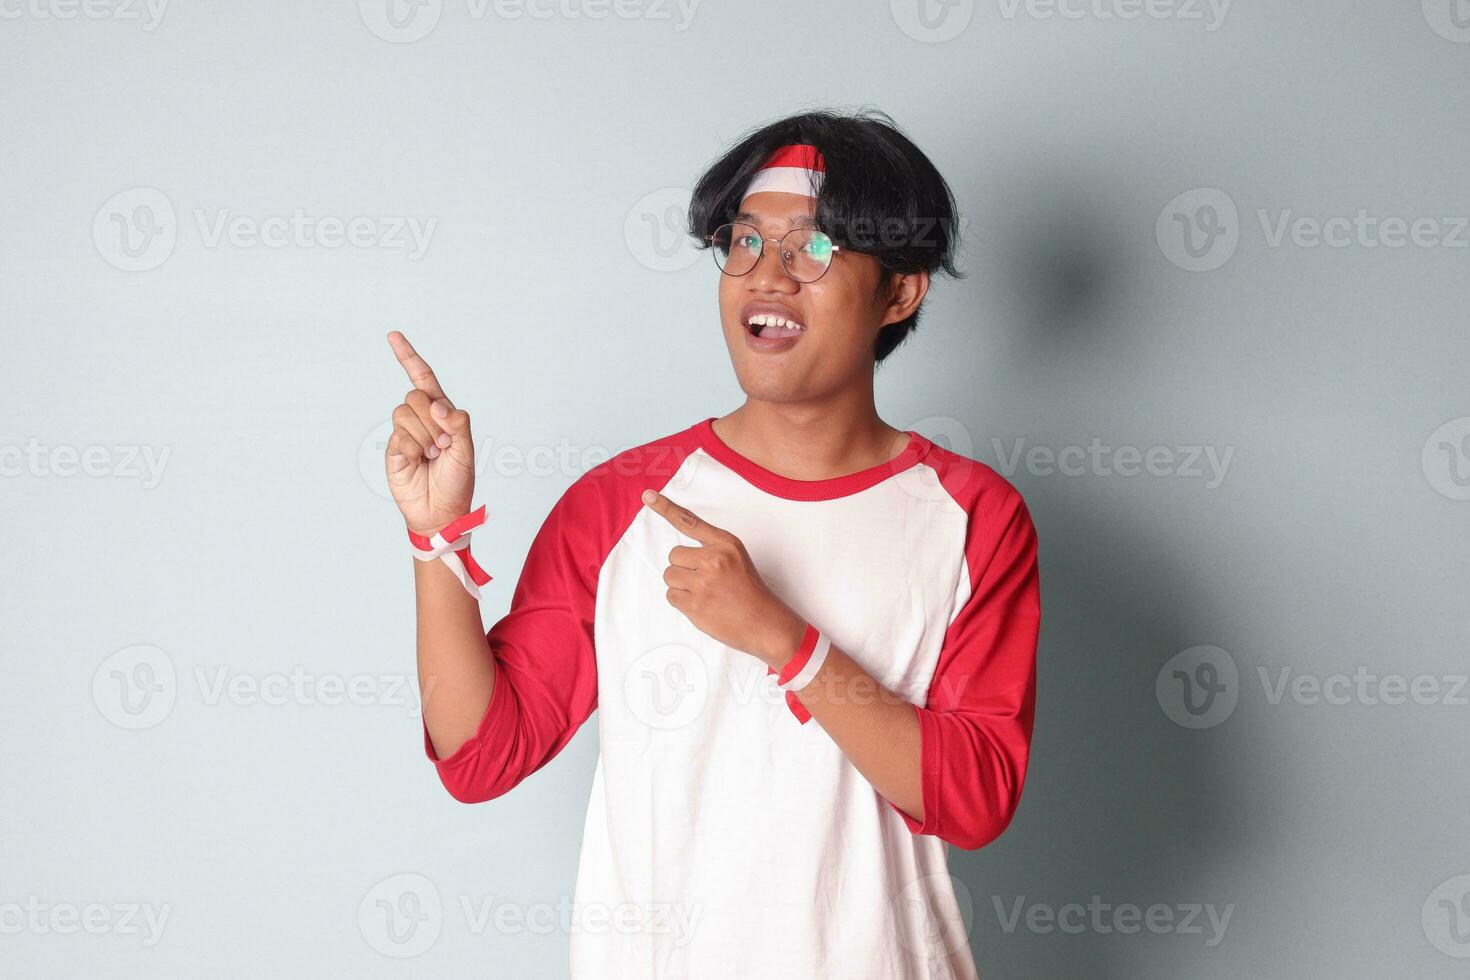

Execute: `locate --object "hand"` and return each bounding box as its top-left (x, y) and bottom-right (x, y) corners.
top-left (385, 331), bottom-right (476, 536)
top-left (643, 489), bottom-right (807, 668)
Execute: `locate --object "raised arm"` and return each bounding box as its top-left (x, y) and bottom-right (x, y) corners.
top-left (385, 330), bottom-right (496, 761)
top-left (386, 331), bottom-right (622, 803)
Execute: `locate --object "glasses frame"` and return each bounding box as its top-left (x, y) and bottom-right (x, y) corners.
top-left (705, 222), bottom-right (844, 284)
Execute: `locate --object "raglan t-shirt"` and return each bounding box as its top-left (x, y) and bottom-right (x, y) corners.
top-left (422, 417), bottom-right (1041, 979)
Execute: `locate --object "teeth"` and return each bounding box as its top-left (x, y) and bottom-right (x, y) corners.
top-left (746, 313), bottom-right (804, 330)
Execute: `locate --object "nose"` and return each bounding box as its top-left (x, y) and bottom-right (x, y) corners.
top-left (747, 238), bottom-right (799, 294)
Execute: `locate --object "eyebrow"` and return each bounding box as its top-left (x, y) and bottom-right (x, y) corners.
top-left (734, 211), bottom-right (820, 229)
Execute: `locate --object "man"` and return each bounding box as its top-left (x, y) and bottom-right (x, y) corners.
top-left (384, 108), bottom-right (1040, 978)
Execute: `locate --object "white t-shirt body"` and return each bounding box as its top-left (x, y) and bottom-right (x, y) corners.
top-left (425, 418), bottom-right (1042, 979)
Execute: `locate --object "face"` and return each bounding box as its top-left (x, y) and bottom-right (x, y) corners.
top-left (717, 191), bottom-right (928, 404)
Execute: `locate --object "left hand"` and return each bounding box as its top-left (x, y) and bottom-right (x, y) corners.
top-left (642, 489), bottom-right (806, 668)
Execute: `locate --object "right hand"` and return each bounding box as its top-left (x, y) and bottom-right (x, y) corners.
top-left (385, 331), bottom-right (476, 536)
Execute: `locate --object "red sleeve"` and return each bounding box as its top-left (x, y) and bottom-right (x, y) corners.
top-left (887, 466), bottom-right (1041, 850)
top-left (423, 435), bottom-right (693, 804)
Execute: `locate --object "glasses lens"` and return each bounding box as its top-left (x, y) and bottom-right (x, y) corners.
top-left (711, 223), bottom-right (762, 276)
top-left (782, 229), bottom-right (835, 282)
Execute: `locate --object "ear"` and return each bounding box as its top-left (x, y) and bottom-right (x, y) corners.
top-left (877, 268), bottom-right (930, 327)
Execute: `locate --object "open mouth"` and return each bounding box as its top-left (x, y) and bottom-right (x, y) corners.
top-left (743, 312), bottom-right (806, 340)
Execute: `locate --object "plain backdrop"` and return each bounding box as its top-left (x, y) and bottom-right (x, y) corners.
top-left (3, 0), bottom-right (1468, 976)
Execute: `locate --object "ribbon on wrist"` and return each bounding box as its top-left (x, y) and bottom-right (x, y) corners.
top-left (407, 505), bottom-right (492, 600)
top-left (765, 623), bottom-right (832, 725)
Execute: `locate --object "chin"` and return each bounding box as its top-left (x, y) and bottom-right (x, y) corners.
top-left (736, 379), bottom-right (796, 403)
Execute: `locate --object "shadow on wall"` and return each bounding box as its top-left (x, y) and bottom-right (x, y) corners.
top-left (939, 176), bottom-right (1259, 978)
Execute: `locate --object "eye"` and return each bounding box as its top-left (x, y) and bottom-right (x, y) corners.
top-left (801, 235), bottom-right (833, 259)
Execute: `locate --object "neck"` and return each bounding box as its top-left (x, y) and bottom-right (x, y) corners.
top-left (713, 389), bottom-right (908, 482)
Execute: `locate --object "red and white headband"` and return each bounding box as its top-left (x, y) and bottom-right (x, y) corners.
top-left (742, 143), bottom-right (826, 201)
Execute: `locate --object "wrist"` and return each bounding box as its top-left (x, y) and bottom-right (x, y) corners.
top-left (757, 608), bottom-right (810, 670)
top-left (406, 504), bottom-right (492, 599)
top-left (406, 506), bottom-right (474, 539)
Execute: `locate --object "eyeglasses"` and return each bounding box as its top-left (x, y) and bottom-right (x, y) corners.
top-left (705, 221), bottom-right (843, 283)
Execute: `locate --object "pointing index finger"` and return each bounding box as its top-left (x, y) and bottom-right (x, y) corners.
top-left (388, 330), bottom-right (450, 402)
top-left (641, 489), bottom-right (718, 543)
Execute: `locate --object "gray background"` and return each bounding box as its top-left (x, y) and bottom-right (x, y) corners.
top-left (3, 0), bottom-right (1468, 976)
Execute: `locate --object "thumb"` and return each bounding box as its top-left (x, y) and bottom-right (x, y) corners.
top-left (432, 400), bottom-right (474, 462)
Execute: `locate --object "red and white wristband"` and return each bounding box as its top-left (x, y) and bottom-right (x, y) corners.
top-left (407, 505), bottom-right (492, 600)
top-left (766, 623), bottom-right (832, 725)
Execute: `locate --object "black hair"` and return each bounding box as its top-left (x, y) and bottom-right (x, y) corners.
top-left (687, 107), bottom-right (962, 364)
